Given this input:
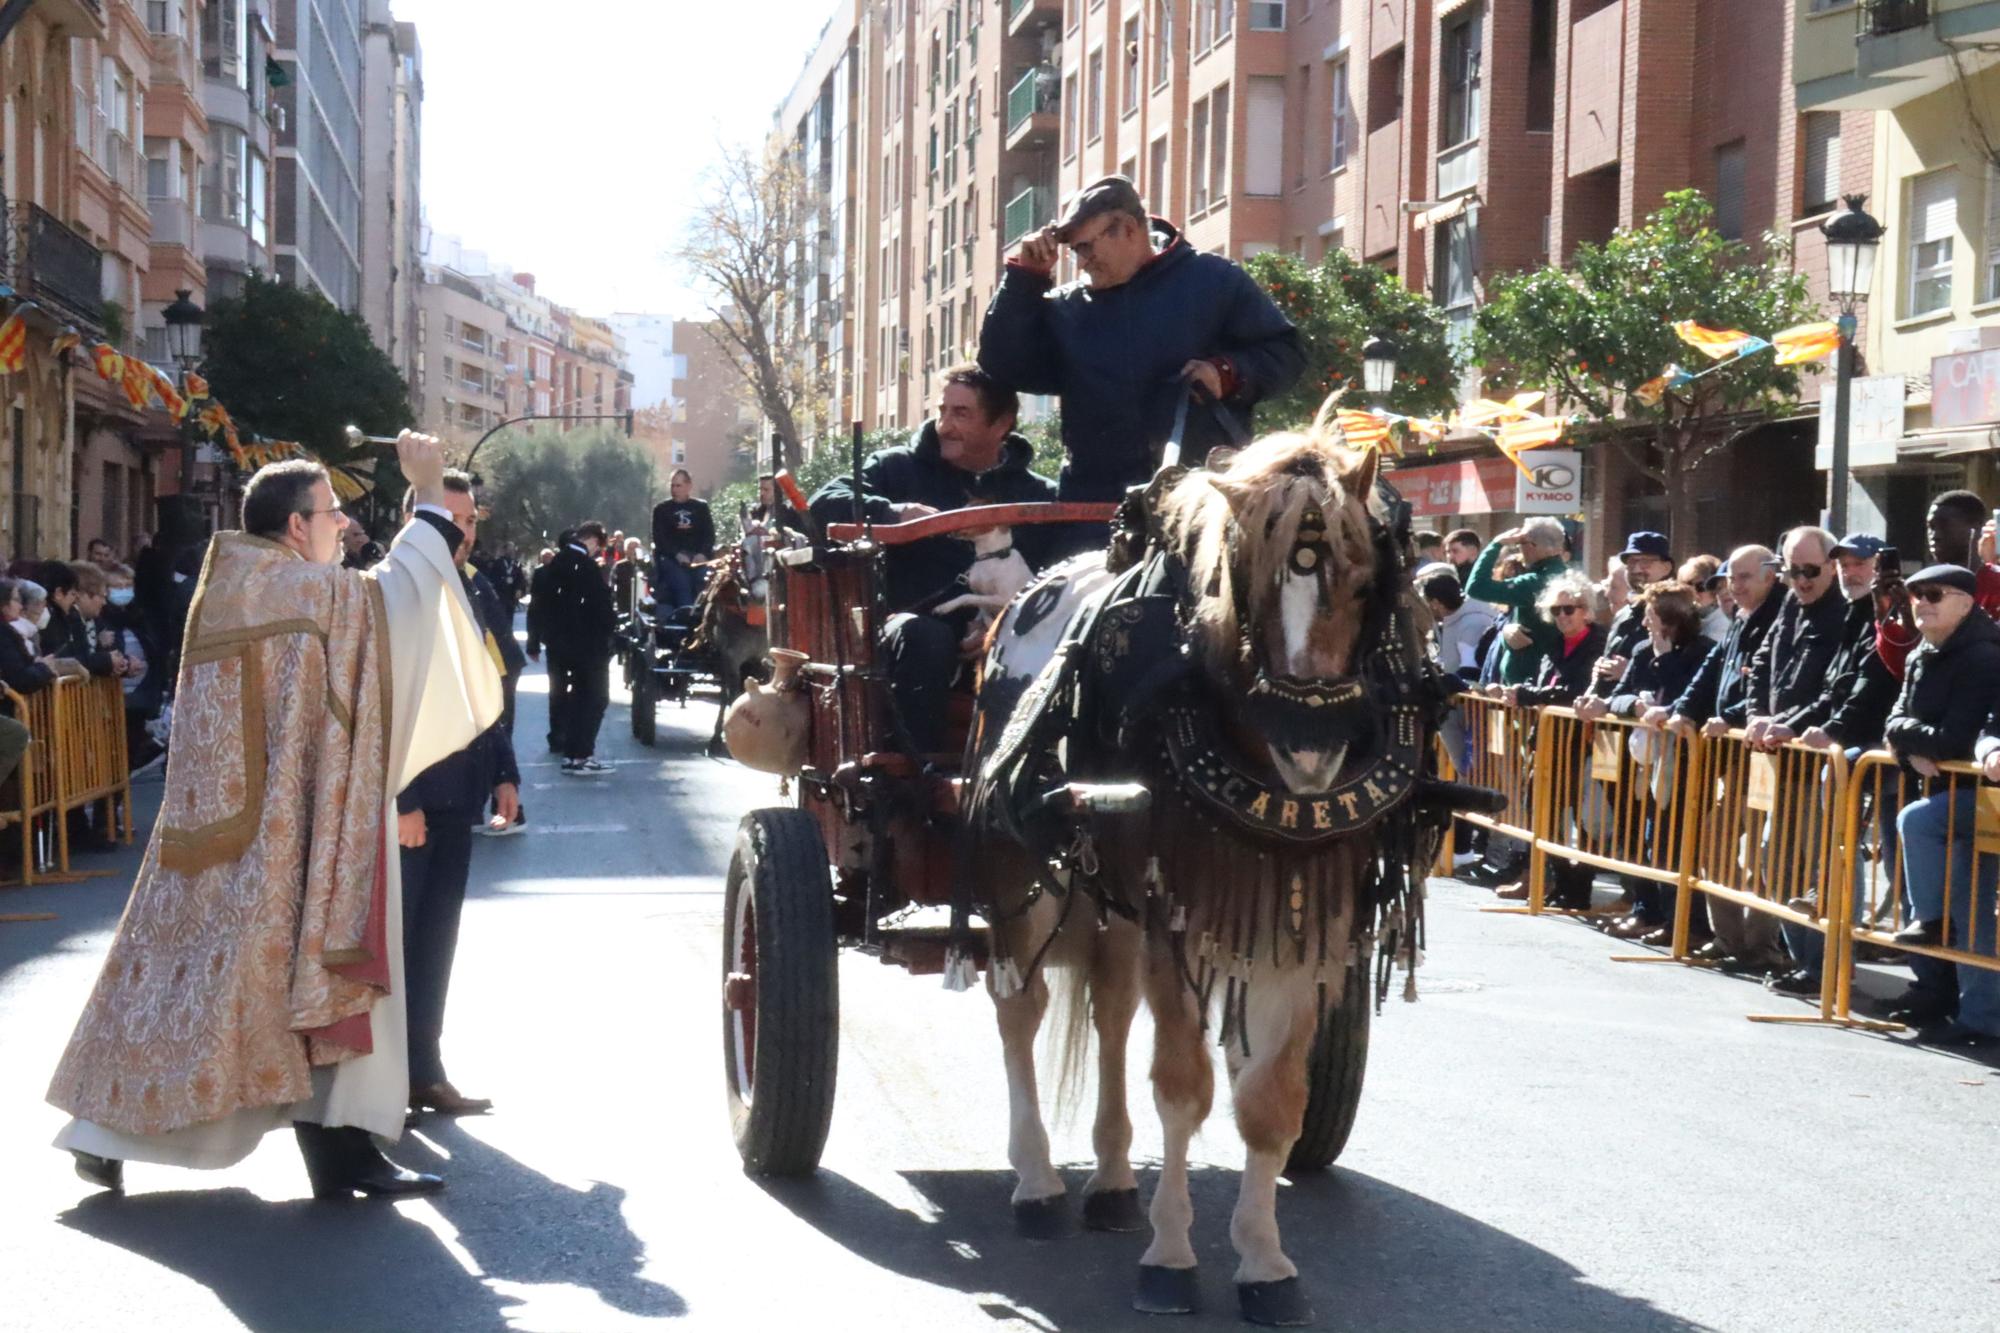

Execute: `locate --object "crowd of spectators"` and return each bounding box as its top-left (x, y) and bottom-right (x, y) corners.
top-left (1414, 493), bottom-right (2000, 1052)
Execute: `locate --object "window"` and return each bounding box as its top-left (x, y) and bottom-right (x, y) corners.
top-left (1802, 113), bottom-right (1841, 217)
top-left (1210, 84), bottom-right (1231, 206)
top-left (1062, 72), bottom-right (1078, 157)
top-left (144, 138), bottom-right (179, 199)
top-left (1190, 98), bottom-right (1211, 212)
top-left (1906, 171), bottom-right (1956, 318)
top-left (1152, 0), bottom-right (1172, 88)
top-left (1527, 0), bottom-right (1555, 132)
top-left (1122, 17), bottom-right (1140, 115)
top-left (1435, 213), bottom-right (1477, 346)
top-left (1087, 48), bottom-right (1104, 142)
top-left (1149, 133), bottom-right (1169, 204)
top-left (1440, 11), bottom-right (1483, 148)
top-left (146, 1), bottom-right (172, 34)
top-left (1245, 77), bottom-right (1283, 196)
top-left (1249, 1), bottom-right (1285, 30)
top-left (1713, 140), bottom-right (1745, 240)
top-left (1986, 162), bottom-right (2000, 303)
top-left (1329, 58), bottom-right (1350, 170)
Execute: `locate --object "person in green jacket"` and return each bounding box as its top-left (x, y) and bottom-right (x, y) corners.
top-left (1466, 518), bottom-right (1571, 684)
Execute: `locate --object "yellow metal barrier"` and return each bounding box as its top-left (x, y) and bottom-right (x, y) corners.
top-left (1, 684), bottom-right (56, 885)
top-left (1678, 729), bottom-right (1851, 1022)
top-left (55, 675), bottom-right (133, 851)
top-left (1451, 693), bottom-right (1541, 847)
top-left (1837, 753), bottom-right (2000, 1031)
top-left (1526, 709), bottom-right (1696, 924)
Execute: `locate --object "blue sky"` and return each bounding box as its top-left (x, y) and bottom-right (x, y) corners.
top-left (392, 0), bottom-right (839, 317)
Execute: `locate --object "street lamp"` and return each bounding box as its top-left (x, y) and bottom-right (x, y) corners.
top-left (1820, 195), bottom-right (1883, 535)
top-left (161, 289), bottom-right (205, 494)
top-left (1362, 332), bottom-right (1400, 407)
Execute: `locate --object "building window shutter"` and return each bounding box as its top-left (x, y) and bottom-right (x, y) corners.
top-left (1802, 113), bottom-right (1840, 217)
top-left (1245, 77), bottom-right (1284, 196)
top-left (1985, 162), bottom-right (2000, 303)
top-left (1906, 170), bottom-right (1956, 317)
top-left (1714, 140), bottom-right (1745, 240)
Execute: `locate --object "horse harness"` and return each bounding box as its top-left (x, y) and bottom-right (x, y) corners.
top-left (954, 472), bottom-right (1477, 1039)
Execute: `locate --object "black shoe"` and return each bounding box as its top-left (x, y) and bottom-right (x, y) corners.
top-left (71, 1150), bottom-right (123, 1192)
top-left (1765, 969), bottom-right (1821, 997)
top-left (1637, 926), bottom-right (1675, 947)
top-left (1885, 988), bottom-right (1956, 1026)
top-left (295, 1123), bottom-right (444, 1201)
top-left (1690, 940), bottom-right (1733, 964)
top-left (1892, 919), bottom-right (1944, 948)
top-left (1462, 861), bottom-right (1518, 887)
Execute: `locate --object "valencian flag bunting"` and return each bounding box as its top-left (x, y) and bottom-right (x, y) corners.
top-left (0, 313), bottom-right (25, 373)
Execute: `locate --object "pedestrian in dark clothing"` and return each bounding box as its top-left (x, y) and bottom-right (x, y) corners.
top-left (1510, 576), bottom-right (1606, 708)
top-left (541, 523), bottom-right (617, 774)
top-left (977, 175), bottom-right (1304, 504)
top-left (651, 469), bottom-right (715, 612)
top-left (1745, 527), bottom-right (1847, 749)
top-left (808, 365), bottom-right (1059, 754)
top-left (1656, 545), bottom-right (1781, 734)
top-left (0, 579), bottom-right (58, 697)
top-left (395, 473), bottom-right (519, 1116)
top-left (1584, 532), bottom-right (1675, 701)
top-left (39, 563), bottom-right (122, 678)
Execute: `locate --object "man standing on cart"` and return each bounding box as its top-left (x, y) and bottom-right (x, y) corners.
top-left (977, 175), bottom-right (1305, 515)
top-left (809, 363), bottom-right (1057, 755)
top-left (651, 469), bottom-right (714, 614)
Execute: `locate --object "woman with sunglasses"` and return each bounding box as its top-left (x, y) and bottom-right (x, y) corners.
top-left (1490, 574), bottom-right (1607, 909)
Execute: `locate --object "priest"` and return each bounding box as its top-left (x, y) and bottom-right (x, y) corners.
top-left (46, 431), bottom-right (504, 1200)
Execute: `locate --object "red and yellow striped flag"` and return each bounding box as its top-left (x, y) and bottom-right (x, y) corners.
top-left (91, 343), bottom-right (124, 383)
top-left (1495, 415), bottom-right (1568, 477)
top-left (0, 314), bottom-right (26, 373)
top-left (1672, 321), bottom-right (1768, 361)
top-left (119, 356), bottom-right (156, 409)
top-left (147, 365), bottom-right (186, 419)
top-left (50, 328), bottom-right (82, 358)
top-left (184, 371), bottom-right (209, 400)
top-left (1335, 409), bottom-right (1393, 454)
top-left (1771, 321), bottom-right (1840, 367)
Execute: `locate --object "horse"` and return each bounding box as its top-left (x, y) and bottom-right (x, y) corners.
top-left (689, 520), bottom-right (778, 753)
top-left (961, 414), bottom-right (1443, 1326)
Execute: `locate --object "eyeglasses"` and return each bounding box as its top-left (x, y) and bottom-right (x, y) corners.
top-left (304, 507), bottom-right (344, 518)
top-left (1552, 604), bottom-right (1585, 617)
top-left (1067, 218), bottom-right (1122, 263)
top-left (1780, 564), bottom-right (1824, 582)
top-left (1701, 574), bottom-right (1727, 593)
top-left (1913, 585), bottom-right (1957, 605)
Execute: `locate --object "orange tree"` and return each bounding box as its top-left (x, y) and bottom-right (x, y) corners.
top-left (1469, 190), bottom-right (1822, 543)
top-left (1244, 248), bottom-right (1462, 433)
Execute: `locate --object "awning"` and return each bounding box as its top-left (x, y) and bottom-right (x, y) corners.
top-left (1415, 195), bottom-right (1473, 230)
top-left (1912, 427), bottom-right (2000, 459)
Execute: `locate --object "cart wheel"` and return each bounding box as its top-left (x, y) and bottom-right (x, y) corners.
top-left (631, 662), bottom-right (658, 747)
top-left (1284, 964), bottom-right (1372, 1176)
top-left (723, 808), bottom-right (838, 1176)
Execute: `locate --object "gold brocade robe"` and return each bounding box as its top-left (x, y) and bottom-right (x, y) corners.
top-left (47, 520), bottom-right (500, 1151)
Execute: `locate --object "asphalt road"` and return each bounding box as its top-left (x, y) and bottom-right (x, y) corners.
top-left (3, 648), bottom-right (1997, 1333)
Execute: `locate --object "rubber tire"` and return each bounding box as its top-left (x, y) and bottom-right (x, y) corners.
top-left (723, 808), bottom-right (839, 1177)
top-left (630, 662), bottom-right (658, 747)
top-left (1283, 965), bottom-right (1372, 1175)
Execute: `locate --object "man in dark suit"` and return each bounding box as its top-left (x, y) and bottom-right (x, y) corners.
top-left (540, 522), bottom-right (617, 775)
top-left (395, 471), bottom-right (521, 1117)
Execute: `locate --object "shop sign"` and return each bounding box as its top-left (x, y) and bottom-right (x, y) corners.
top-left (1814, 374), bottom-right (1905, 469)
top-left (1932, 347), bottom-right (2000, 431)
top-left (1390, 455), bottom-right (1520, 519)
top-left (1513, 449), bottom-right (1582, 515)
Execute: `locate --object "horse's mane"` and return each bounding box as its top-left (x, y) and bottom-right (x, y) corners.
top-left (1157, 418), bottom-right (1382, 677)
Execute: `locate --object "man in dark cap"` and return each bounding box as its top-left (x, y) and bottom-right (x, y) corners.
top-left (1583, 531), bottom-right (1674, 701)
top-left (1876, 489), bottom-right (2000, 681)
top-left (1862, 563), bottom-right (2000, 1041)
top-left (977, 175), bottom-right (1304, 507)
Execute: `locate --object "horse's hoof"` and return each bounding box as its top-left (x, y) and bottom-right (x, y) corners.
top-left (1011, 1194), bottom-right (1068, 1240)
top-left (1082, 1187), bottom-right (1146, 1232)
top-left (1237, 1277), bottom-right (1314, 1326)
top-left (1134, 1264), bottom-right (1199, 1314)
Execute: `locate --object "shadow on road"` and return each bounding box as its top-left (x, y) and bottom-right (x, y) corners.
top-left (761, 1164), bottom-right (1713, 1332)
top-left (56, 1121), bottom-right (685, 1331)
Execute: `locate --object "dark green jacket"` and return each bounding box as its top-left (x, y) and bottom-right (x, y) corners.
top-left (1464, 540), bottom-right (1568, 685)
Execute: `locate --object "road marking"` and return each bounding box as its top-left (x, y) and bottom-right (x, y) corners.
top-left (525, 822), bottom-right (632, 834)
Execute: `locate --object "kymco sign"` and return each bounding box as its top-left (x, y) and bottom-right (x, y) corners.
top-left (1514, 449), bottom-right (1583, 515)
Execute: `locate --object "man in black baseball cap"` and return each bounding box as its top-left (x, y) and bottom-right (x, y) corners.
top-left (1580, 531), bottom-right (1675, 703)
top-left (977, 174), bottom-right (1304, 512)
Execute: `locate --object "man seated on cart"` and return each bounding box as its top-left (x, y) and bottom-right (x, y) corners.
top-left (809, 363), bottom-right (1058, 756)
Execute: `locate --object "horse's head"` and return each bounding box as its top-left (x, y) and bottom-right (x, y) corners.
top-left (1160, 420), bottom-right (1387, 794)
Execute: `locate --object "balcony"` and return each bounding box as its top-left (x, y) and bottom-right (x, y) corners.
top-left (1436, 139), bottom-right (1481, 199)
top-left (1801, 0), bottom-right (2000, 110)
top-left (13, 203), bottom-right (106, 330)
top-left (1003, 184), bottom-right (1052, 247)
top-left (1005, 68), bottom-right (1061, 150)
top-left (1007, 0), bottom-right (1061, 38)
top-left (1863, 0), bottom-right (1929, 35)
top-left (146, 197), bottom-right (195, 247)
top-left (39, 0), bottom-right (106, 38)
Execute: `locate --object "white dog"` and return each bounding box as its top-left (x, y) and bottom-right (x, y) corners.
top-left (934, 527), bottom-right (1032, 655)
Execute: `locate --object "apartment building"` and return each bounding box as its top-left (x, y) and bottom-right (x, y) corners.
top-left (268, 0), bottom-right (366, 311)
top-left (360, 0), bottom-right (422, 403)
top-left (416, 264), bottom-right (511, 442)
top-left (1796, 0), bottom-right (2000, 550)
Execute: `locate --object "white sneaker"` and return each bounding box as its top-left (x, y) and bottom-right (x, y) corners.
top-left (577, 758), bottom-right (612, 774)
top-left (1452, 850), bottom-right (1480, 868)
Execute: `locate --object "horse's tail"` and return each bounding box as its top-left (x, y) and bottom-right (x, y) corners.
top-left (1046, 957), bottom-right (1096, 1127)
